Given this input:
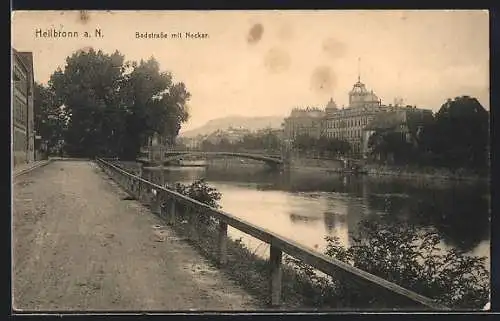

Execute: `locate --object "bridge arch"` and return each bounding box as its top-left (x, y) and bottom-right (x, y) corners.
top-left (163, 151), bottom-right (284, 166)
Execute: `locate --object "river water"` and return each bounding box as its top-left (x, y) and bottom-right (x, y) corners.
top-left (142, 164), bottom-right (490, 268)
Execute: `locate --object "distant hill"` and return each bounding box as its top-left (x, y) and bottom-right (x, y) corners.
top-left (180, 115), bottom-right (285, 137)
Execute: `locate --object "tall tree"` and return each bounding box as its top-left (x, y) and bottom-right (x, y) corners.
top-left (368, 130), bottom-right (413, 164)
top-left (33, 82), bottom-right (66, 153)
top-left (49, 49), bottom-right (126, 157)
top-left (430, 96), bottom-right (489, 170)
top-left (47, 49), bottom-right (190, 159)
top-left (293, 134), bottom-right (316, 153)
top-left (120, 57), bottom-right (190, 159)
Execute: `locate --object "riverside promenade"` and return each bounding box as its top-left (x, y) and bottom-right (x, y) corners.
top-left (12, 160), bottom-right (259, 311)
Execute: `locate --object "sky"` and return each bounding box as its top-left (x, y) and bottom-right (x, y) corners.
top-left (12, 10), bottom-right (489, 132)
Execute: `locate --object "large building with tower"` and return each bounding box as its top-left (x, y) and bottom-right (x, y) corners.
top-left (12, 48), bottom-right (35, 167)
top-left (283, 73), bottom-right (433, 157)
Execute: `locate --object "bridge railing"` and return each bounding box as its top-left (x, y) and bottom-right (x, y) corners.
top-left (95, 158), bottom-right (450, 311)
top-left (165, 149), bottom-right (282, 158)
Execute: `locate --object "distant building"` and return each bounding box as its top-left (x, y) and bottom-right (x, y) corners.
top-left (363, 107), bottom-right (434, 158)
top-left (12, 48), bottom-right (35, 167)
top-left (225, 126), bottom-right (252, 143)
top-left (283, 107), bottom-right (325, 140)
top-left (283, 73), bottom-right (433, 158)
top-left (204, 129), bottom-right (226, 144)
top-left (324, 78), bottom-right (385, 155)
top-left (256, 127), bottom-right (284, 140)
top-left (176, 136), bottom-right (203, 150)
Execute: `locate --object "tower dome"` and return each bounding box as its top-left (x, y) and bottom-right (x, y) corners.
top-left (347, 57), bottom-right (382, 108)
top-left (348, 79), bottom-right (381, 108)
top-left (349, 80), bottom-right (369, 96)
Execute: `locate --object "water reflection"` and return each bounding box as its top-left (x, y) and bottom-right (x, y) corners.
top-left (143, 165), bottom-right (490, 264)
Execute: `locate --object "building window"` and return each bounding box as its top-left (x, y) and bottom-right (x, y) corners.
top-left (14, 68), bottom-right (28, 96)
top-left (14, 130), bottom-right (26, 152)
top-left (14, 97), bottom-right (27, 126)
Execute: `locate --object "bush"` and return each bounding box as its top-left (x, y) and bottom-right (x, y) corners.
top-left (287, 217), bottom-right (489, 310)
top-left (175, 179), bottom-right (221, 209)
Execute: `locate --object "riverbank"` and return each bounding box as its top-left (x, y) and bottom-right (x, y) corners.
top-left (363, 164), bottom-right (489, 182)
top-left (114, 159), bottom-right (489, 183)
top-left (166, 204), bottom-right (406, 311)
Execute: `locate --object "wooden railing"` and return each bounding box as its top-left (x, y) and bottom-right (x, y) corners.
top-left (96, 158), bottom-right (450, 311)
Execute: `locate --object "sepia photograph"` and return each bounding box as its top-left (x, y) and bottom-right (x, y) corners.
top-left (11, 10), bottom-right (490, 312)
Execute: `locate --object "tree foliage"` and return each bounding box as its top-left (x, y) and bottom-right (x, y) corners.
top-left (324, 218), bottom-right (489, 309)
top-left (175, 179), bottom-right (221, 209)
top-left (35, 48), bottom-right (190, 159)
top-left (293, 134), bottom-right (351, 157)
top-left (33, 82), bottom-right (67, 153)
top-left (427, 96), bottom-right (489, 170)
top-left (368, 131), bottom-right (413, 165)
top-left (367, 96), bottom-right (489, 171)
top-left (240, 129), bottom-right (281, 151)
top-left (174, 179), bottom-right (222, 225)
top-left (286, 217), bottom-right (489, 310)
top-left (197, 129), bottom-right (282, 153)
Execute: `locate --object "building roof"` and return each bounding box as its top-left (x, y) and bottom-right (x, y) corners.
top-left (365, 110), bottom-right (406, 131)
top-left (12, 48), bottom-right (29, 73)
top-left (325, 98), bottom-right (338, 110)
top-left (18, 52), bottom-right (34, 74)
top-left (288, 107), bottom-right (325, 119)
top-left (349, 80), bottom-right (369, 95)
top-left (12, 49), bottom-right (35, 85)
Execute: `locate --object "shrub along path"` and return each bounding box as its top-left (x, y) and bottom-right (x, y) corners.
top-left (12, 160), bottom-right (260, 311)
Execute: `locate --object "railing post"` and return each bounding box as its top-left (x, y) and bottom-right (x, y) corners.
top-left (218, 221), bottom-right (228, 266)
top-left (127, 176), bottom-right (132, 194)
top-left (167, 198), bottom-right (176, 225)
top-left (134, 180), bottom-right (140, 200)
top-left (160, 192), bottom-right (169, 219)
top-left (128, 177), bottom-right (133, 194)
top-left (188, 205), bottom-right (198, 240)
top-left (152, 189), bottom-right (163, 215)
top-left (138, 180), bottom-right (142, 202)
top-left (269, 245), bottom-right (283, 307)
top-left (136, 179), bottom-right (140, 198)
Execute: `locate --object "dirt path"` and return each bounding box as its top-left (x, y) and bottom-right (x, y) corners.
top-left (12, 160), bottom-right (260, 311)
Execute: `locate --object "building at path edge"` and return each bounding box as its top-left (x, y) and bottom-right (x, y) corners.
top-left (12, 48), bottom-right (35, 167)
